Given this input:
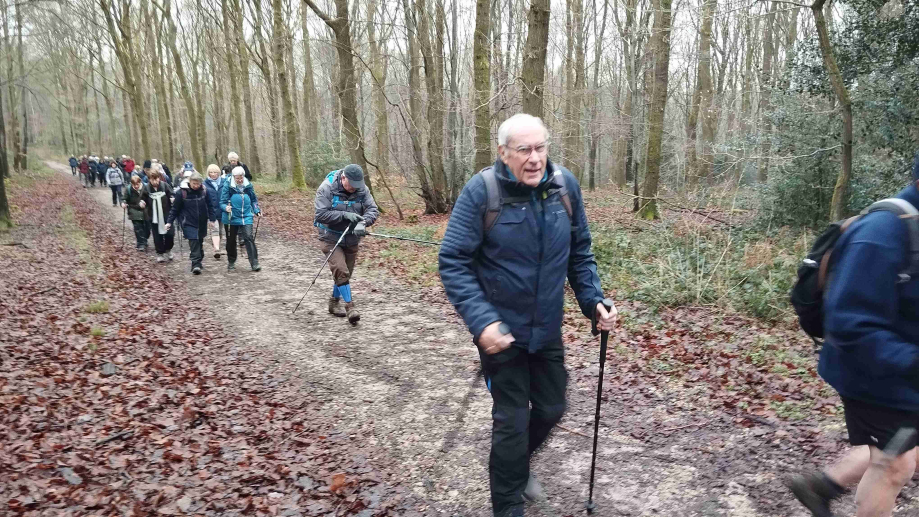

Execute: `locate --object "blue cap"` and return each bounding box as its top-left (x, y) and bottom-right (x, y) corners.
top-left (184, 161), bottom-right (194, 171)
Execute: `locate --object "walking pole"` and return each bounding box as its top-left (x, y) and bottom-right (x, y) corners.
top-left (292, 223), bottom-right (354, 314)
top-left (253, 216), bottom-right (260, 242)
top-left (121, 207), bottom-right (126, 250)
top-left (586, 298), bottom-right (615, 514)
top-left (366, 231), bottom-right (441, 246)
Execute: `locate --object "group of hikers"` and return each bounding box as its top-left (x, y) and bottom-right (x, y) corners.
top-left (71, 152), bottom-right (262, 276)
top-left (69, 112), bottom-right (919, 517)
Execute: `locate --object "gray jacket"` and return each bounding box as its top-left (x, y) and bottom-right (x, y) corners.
top-left (106, 167), bottom-right (124, 186)
top-left (314, 170), bottom-right (379, 247)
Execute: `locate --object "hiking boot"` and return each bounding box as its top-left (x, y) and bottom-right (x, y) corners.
top-left (499, 505), bottom-right (524, 517)
top-left (167, 251), bottom-right (175, 261)
top-left (227, 262), bottom-right (236, 271)
top-left (345, 302), bottom-right (360, 325)
top-left (787, 472), bottom-right (845, 517)
top-left (251, 263), bottom-right (261, 272)
top-left (156, 254), bottom-right (166, 263)
top-left (328, 297), bottom-right (346, 317)
top-left (523, 474), bottom-right (548, 503)
top-left (192, 266), bottom-right (202, 275)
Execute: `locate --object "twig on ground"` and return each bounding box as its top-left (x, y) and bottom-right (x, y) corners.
top-left (556, 424), bottom-right (592, 439)
top-left (94, 429), bottom-right (134, 448)
top-left (661, 421), bottom-right (708, 433)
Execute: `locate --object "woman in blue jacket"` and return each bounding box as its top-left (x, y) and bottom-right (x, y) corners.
top-left (219, 166), bottom-right (261, 271)
top-left (165, 172), bottom-right (216, 275)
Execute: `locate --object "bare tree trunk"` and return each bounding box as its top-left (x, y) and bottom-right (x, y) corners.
top-left (236, 0), bottom-right (261, 173)
top-left (473, 0), bottom-right (492, 171)
top-left (97, 37), bottom-right (118, 152)
top-left (0, 79), bottom-right (8, 225)
top-left (638, 0), bottom-right (674, 220)
top-left (696, 0), bottom-right (717, 184)
top-left (251, 0), bottom-right (284, 176)
top-left (417, 0), bottom-right (449, 211)
top-left (301, 4), bottom-right (320, 142)
top-left (812, 0), bottom-right (851, 220)
top-left (586, 0), bottom-right (608, 190)
top-left (221, 0), bottom-right (245, 156)
top-left (399, 0), bottom-right (432, 199)
top-left (3, 0), bottom-right (21, 172)
top-left (520, 0), bottom-right (549, 118)
top-left (757, 1), bottom-right (776, 183)
top-left (273, 0), bottom-right (305, 187)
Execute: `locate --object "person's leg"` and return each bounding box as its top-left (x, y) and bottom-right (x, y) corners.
top-left (479, 345), bottom-right (530, 517)
top-left (211, 221), bottom-right (221, 256)
top-left (151, 229), bottom-right (165, 258)
top-left (825, 446), bottom-right (872, 487)
top-left (528, 340), bottom-right (567, 456)
top-left (110, 186), bottom-right (117, 205)
top-left (855, 445), bottom-right (917, 517)
top-left (226, 225), bottom-right (239, 266)
top-left (132, 221), bottom-right (145, 249)
top-left (188, 239), bottom-right (203, 271)
top-left (242, 224), bottom-right (258, 267)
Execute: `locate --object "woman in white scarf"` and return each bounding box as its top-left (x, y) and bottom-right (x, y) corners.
top-left (144, 167), bottom-right (176, 263)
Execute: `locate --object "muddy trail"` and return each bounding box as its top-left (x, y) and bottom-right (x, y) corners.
top-left (52, 161), bottom-right (918, 516)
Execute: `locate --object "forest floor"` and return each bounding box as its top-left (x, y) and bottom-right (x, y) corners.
top-left (1, 161), bottom-right (916, 516)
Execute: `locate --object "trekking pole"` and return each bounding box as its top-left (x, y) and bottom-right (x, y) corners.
top-left (586, 298), bottom-right (615, 514)
top-left (367, 231), bottom-right (441, 246)
top-left (253, 216), bottom-right (260, 242)
top-left (292, 222), bottom-right (355, 314)
top-left (121, 207), bottom-right (126, 250)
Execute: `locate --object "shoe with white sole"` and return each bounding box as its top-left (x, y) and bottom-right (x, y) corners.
top-left (522, 474), bottom-right (547, 503)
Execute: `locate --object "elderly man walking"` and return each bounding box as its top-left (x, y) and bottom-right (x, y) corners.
top-left (438, 113), bottom-right (618, 517)
top-left (313, 164), bottom-right (379, 325)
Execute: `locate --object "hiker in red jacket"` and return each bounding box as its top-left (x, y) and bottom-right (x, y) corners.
top-left (78, 156), bottom-right (91, 188)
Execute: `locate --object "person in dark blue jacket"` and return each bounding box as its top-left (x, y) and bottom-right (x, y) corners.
top-left (789, 155), bottom-right (919, 517)
top-left (165, 172), bottom-right (216, 275)
top-left (68, 155), bottom-right (78, 175)
top-left (438, 113), bottom-right (618, 517)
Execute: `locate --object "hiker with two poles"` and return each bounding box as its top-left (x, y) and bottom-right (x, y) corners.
top-left (789, 154), bottom-right (919, 517)
top-left (439, 114), bottom-right (618, 517)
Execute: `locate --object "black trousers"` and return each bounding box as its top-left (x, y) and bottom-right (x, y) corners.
top-left (131, 220), bottom-right (149, 249)
top-left (479, 340), bottom-right (567, 516)
top-left (110, 185), bottom-right (123, 205)
top-left (151, 227), bottom-right (175, 255)
top-left (226, 224), bottom-right (257, 266)
top-left (187, 238), bottom-right (203, 270)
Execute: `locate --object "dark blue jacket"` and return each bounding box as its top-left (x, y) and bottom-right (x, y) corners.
top-left (438, 159), bottom-right (605, 352)
top-left (819, 184), bottom-right (919, 410)
top-left (167, 185), bottom-right (216, 240)
top-left (204, 176), bottom-right (224, 222)
top-left (69, 157), bottom-right (78, 167)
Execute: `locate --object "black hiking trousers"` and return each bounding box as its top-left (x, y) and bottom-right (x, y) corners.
top-left (479, 340), bottom-right (567, 516)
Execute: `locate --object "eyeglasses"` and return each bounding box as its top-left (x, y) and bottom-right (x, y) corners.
top-left (511, 142), bottom-right (550, 157)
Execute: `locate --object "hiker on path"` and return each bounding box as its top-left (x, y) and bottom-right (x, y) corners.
top-left (132, 160), bottom-right (150, 185)
top-left (789, 154), bottom-right (919, 517)
top-left (122, 175), bottom-right (150, 251)
top-left (69, 155), bottom-right (78, 175)
top-left (106, 160), bottom-right (124, 206)
top-left (152, 159), bottom-right (172, 185)
top-left (166, 172), bottom-right (215, 275)
top-left (313, 164), bottom-right (379, 324)
top-left (95, 156), bottom-right (107, 187)
top-left (220, 166), bottom-right (261, 272)
top-left (204, 164), bottom-right (225, 259)
top-left (222, 151), bottom-right (252, 181)
top-left (438, 113), bottom-right (618, 517)
top-left (78, 156), bottom-right (90, 188)
top-left (122, 155), bottom-right (136, 177)
top-left (145, 169), bottom-right (176, 263)
top-left (87, 155), bottom-right (98, 187)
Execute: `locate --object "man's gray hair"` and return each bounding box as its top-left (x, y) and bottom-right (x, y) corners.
top-left (497, 113), bottom-right (549, 146)
top-left (227, 151), bottom-right (239, 161)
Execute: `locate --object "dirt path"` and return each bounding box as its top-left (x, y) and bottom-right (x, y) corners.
top-left (54, 161), bottom-right (918, 517)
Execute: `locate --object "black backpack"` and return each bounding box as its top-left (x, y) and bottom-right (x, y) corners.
top-left (790, 198), bottom-right (919, 343)
top-left (479, 165), bottom-right (574, 233)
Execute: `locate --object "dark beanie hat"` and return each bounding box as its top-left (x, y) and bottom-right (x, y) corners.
top-left (143, 159), bottom-right (152, 169)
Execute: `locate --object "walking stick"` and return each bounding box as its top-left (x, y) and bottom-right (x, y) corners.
top-left (292, 222), bottom-right (355, 314)
top-left (253, 215), bottom-right (260, 242)
top-left (586, 298), bottom-right (615, 514)
top-left (121, 207), bottom-right (126, 250)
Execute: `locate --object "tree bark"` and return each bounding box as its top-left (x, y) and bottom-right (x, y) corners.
top-left (301, 4), bottom-right (320, 142)
top-left (273, 0), bottom-right (305, 187)
top-left (520, 0), bottom-right (549, 118)
top-left (222, 0), bottom-right (245, 155)
top-left (638, 0), bottom-right (674, 220)
top-left (0, 79), bottom-right (8, 226)
top-left (366, 0), bottom-right (389, 170)
top-left (812, 0), bottom-right (851, 220)
top-left (757, 1), bottom-right (776, 183)
top-left (473, 0), bottom-right (492, 171)
top-left (235, 0), bottom-right (261, 173)
top-left (3, 0), bottom-right (21, 172)
top-left (417, 0), bottom-right (449, 211)
top-left (696, 0), bottom-right (717, 184)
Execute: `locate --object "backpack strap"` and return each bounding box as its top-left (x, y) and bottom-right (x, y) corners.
top-left (481, 166), bottom-right (502, 232)
top-left (864, 198), bottom-right (919, 280)
top-left (548, 166), bottom-right (574, 221)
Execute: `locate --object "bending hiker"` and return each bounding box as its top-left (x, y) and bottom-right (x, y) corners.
top-left (145, 169), bottom-right (176, 263)
top-left (122, 175), bottom-right (150, 251)
top-left (222, 151), bottom-right (252, 181)
top-left (69, 155), bottom-right (77, 175)
top-left (313, 164), bottom-right (379, 324)
top-left (204, 164), bottom-right (225, 259)
top-left (166, 172), bottom-right (215, 275)
top-left (220, 166), bottom-right (261, 272)
top-left (789, 155), bottom-right (919, 517)
top-left (106, 160), bottom-right (124, 206)
top-left (438, 113), bottom-right (618, 517)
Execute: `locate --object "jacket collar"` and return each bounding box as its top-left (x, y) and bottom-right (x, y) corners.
top-left (896, 183), bottom-right (919, 209)
top-left (493, 158), bottom-right (558, 194)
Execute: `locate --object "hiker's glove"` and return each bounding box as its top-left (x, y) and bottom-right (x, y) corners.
top-left (353, 222), bottom-right (367, 237)
top-left (342, 212), bottom-right (364, 224)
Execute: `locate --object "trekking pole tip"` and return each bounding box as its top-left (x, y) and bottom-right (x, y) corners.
top-left (585, 501), bottom-right (597, 514)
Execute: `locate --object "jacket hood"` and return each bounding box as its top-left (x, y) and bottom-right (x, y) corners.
top-left (229, 177), bottom-right (251, 189)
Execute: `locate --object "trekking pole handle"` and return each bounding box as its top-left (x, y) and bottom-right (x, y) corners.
top-left (592, 298), bottom-right (615, 337)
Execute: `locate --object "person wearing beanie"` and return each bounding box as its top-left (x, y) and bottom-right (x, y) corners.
top-left (313, 164), bottom-right (379, 324)
top-left (69, 155), bottom-right (78, 175)
top-left (166, 171), bottom-right (216, 275)
top-left (221, 151), bottom-right (252, 181)
top-left (204, 164), bottom-right (226, 259)
top-left (219, 166), bottom-right (262, 272)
